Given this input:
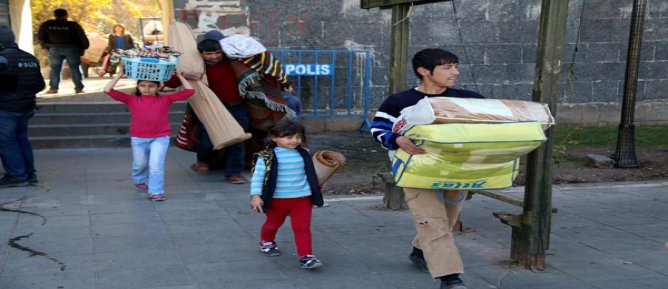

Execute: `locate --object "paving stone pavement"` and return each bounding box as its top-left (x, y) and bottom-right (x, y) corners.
top-left (1, 148), bottom-right (667, 289)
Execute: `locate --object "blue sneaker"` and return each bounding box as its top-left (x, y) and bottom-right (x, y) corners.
top-left (259, 241), bottom-right (281, 256)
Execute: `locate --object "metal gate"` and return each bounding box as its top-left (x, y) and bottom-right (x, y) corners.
top-left (268, 49), bottom-right (372, 132)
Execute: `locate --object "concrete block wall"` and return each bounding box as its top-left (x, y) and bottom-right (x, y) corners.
top-left (176, 0), bottom-right (668, 126)
top-left (0, 0), bottom-right (9, 25)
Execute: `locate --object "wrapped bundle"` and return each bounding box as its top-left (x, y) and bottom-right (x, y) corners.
top-left (230, 50), bottom-right (292, 162)
top-left (224, 36), bottom-right (292, 131)
top-left (231, 56), bottom-right (292, 132)
top-left (391, 122), bottom-right (546, 190)
top-left (393, 97), bottom-right (555, 134)
top-left (168, 22), bottom-right (251, 149)
top-left (220, 35), bottom-right (267, 59)
top-left (312, 151), bottom-right (346, 186)
top-left (241, 51), bottom-right (288, 84)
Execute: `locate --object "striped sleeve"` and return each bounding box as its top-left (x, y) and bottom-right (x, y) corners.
top-left (370, 92), bottom-right (410, 150)
top-left (250, 158), bottom-right (266, 196)
top-left (370, 110), bottom-right (401, 150)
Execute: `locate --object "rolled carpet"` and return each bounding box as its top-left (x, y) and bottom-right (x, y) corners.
top-left (312, 151), bottom-right (346, 186)
top-left (168, 22), bottom-right (250, 149)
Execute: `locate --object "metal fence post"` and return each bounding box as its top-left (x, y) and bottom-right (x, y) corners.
top-left (614, 0), bottom-right (647, 168)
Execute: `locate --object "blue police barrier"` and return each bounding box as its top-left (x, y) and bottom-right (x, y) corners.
top-left (269, 49), bottom-right (371, 132)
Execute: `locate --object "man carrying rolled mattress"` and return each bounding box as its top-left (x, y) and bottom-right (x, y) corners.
top-left (164, 31), bottom-right (248, 184)
top-left (370, 48), bottom-right (484, 289)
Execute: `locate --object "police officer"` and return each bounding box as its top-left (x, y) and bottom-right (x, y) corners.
top-left (0, 25), bottom-right (45, 188)
top-left (37, 8), bottom-right (89, 94)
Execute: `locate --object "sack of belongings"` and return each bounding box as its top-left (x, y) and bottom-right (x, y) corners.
top-left (391, 122), bottom-right (547, 190)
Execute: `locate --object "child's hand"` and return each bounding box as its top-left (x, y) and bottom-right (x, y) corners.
top-left (176, 71), bottom-right (189, 79)
top-left (250, 195), bottom-right (264, 213)
top-left (177, 70), bottom-right (194, 90)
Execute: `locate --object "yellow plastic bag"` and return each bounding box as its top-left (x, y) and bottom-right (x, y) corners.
top-left (391, 122), bottom-right (546, 190)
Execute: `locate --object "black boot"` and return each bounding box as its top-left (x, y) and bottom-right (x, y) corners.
top-left (27, 173), bottom-right (38, 184)
top-left (0, 175), bottom-right (28, 188)
top-left (440, 274), bottom-right (467, 289)
top-left (409, 247), bottom-right (429, 272)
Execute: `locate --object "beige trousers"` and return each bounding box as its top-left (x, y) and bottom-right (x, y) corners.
top-left (403, 187), bottom-right (465, 278)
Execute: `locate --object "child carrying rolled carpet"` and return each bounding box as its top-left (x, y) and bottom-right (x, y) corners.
top-left (249, 118), bottom-right (324, 269)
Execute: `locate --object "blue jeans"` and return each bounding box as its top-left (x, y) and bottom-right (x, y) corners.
top-left (0, 109), bottom-right (36, 179)
top-left (131, 136), bottom-right (170, 195)
top-left (48, 47), bottom-right (84, 91)
top-left (196, 103), bottom-right (249, 176)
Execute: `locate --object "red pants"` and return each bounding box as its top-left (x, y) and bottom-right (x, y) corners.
top-left (260, 196), bottom-right (313, 256)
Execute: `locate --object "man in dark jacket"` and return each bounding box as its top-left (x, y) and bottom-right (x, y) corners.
top-left (37, 8), bottom-right (89, 94)
top-left (0, 26), bottom-right (45, 188)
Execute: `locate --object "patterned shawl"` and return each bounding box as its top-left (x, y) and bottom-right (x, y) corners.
top-left (232, 53), bottom-right (295, 132)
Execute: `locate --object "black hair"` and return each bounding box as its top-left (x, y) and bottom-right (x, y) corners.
top-left (197, 39), bottom-right (222, 52)
top-left (412, 48), bottom-right (459, 80)
top-left (54, 9), bottom-right (68, 17)
top-left (280, 81), bottom-right (293, 92)
top-left (266, 118), bottom-right (307, 148)
top-left (134, 80), bottom-right (161, 96)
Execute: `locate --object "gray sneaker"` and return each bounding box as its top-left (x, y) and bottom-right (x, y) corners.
top-left (147, 194), bottom-right (166, 202)
top-left (299, 254), bottom-right (323, 269)
top-left (259, 241), bottom-right (281, 257)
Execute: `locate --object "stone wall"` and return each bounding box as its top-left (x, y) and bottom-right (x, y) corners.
top-left (0, 0), bottom-right (9, 25)
top-left (175, 0), bottom-right (668, 126)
